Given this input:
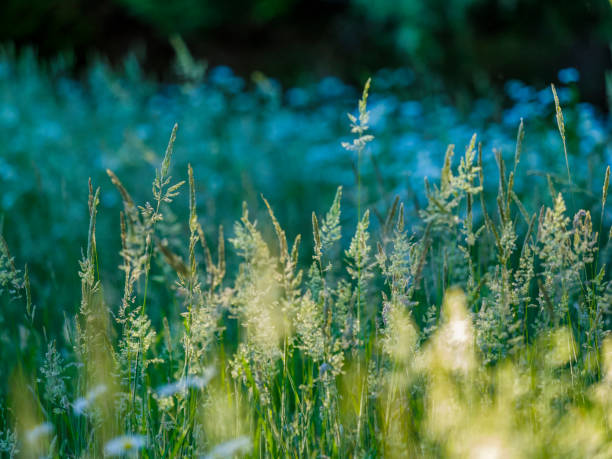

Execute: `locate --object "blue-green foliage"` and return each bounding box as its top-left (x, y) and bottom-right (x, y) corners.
top-left (0, 61), bottom-right (611, 456)
top-left (0, 47), bottom-right (610, 330)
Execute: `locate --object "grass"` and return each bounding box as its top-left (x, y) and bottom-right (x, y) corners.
top-left (0, 69), bottom-right (611, 457)
top-left (1, 47), bottom-right (610, 333)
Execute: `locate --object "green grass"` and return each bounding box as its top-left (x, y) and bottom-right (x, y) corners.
top-left (0, 80), bottom-right (611, 458)
top-left (2, 47), bottom-right (610, 337)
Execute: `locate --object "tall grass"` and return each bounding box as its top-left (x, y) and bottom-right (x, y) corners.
top-left (0, 80), bottom-right (610, 458)
top-left (2, 47), bottom-right (610, 334)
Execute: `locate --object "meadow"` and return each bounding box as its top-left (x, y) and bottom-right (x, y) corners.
top-left (0, 49), bottom-right (611, 457)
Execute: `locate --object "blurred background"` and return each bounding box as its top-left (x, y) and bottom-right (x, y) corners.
top-left (1, 0), bottom-right (611, 104)
top-left (0, 0), bottom-right (611, 336)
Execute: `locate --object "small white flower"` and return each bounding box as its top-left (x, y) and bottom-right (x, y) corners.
top-left (73, 384), bottom-right (107, 415)
top-left (203, 436), bottom-right (252, 458)
top-left (26, 422), bottom-right (53, 444)
top-left (156, 368), bottom-right (216, 398)
top-left (104, 435), bottom-right (146, 457)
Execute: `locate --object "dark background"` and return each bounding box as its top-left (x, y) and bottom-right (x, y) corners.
top-left (1, 0), bottom-right (611, 106)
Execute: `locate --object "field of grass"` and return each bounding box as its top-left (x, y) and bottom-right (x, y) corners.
top-left (0, 52), bottom-right (611, 457)
top-left (2, 48), bottom-right (610, 331)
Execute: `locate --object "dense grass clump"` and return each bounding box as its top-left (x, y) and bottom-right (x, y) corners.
top-left (0, 78), bottom-right (611, 457)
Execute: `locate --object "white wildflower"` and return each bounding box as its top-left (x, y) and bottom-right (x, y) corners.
top-left (73, 384), bottom-right (107, 415)
top-left (104, 435), bottom-right (146, 457)
top-left (156, 368), bottom-right (216, 398)
top-left (202, 436), bottom-right (252, 458)
top-left (26, 423), bottom-right (53, 444)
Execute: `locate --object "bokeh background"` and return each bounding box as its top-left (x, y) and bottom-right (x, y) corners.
top-left (2, 0), bottom-right (611, 102)
top-left (1, 0), bottom-right (611, 335)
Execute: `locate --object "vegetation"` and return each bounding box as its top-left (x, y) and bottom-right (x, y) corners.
top-left (0, 73), bottom-right (610, 457)
top-left (2, 47), bottom-right (610, 335)
top-left (2, 1), bottom-right (610, 95)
